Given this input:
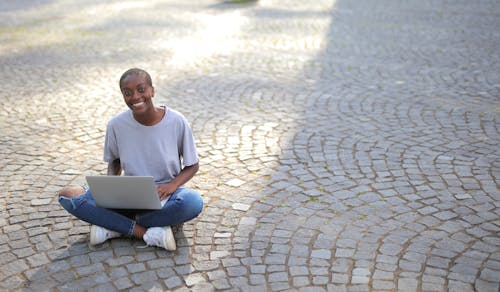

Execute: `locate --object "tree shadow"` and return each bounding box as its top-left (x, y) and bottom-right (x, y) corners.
top-left (20, 223), bottom-right (190, 291)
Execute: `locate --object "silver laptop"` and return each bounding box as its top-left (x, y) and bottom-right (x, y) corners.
top-left (86, 176), bottom-right (162, 210)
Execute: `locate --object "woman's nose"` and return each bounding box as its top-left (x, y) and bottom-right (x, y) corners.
top-left (132, 90), bottom-right (141, 99)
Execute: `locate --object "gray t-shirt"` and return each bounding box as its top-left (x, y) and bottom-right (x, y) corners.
top-left (103, 106), bottom-right (198, 185)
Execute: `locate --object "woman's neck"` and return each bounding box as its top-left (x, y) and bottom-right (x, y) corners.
top-left (134, 106), bottom-right (165, 126)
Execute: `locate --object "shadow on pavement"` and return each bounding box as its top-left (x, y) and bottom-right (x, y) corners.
top-left (21, 227), bottom-right (187, 291)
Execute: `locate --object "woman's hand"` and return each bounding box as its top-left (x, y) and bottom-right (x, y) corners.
top-left (157, 182), bottom-right (177, 200)
top-left (156, 163), bottom-right (199, 201)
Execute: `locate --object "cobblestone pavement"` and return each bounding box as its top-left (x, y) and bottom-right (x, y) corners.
top-left (0, 0), bottom-right (499, 291)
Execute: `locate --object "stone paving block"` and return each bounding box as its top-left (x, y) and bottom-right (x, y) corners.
top-left (269, 282), bottom-right (290, 291)
top-left (311, 267), bottom-right (329, 276)
top-left (227, 266), bottom-right (247, 277)
top-left (105, 255), bottom-right (134, 267)
top-left (249, 274), bottom-right (266, 285)
top-left (373, 280), bottom-right (396, 290)
top-left (264, 254), bottom-right (287, 265)
top-left (331, 273), bottom-right (349, 284)
top-left (114, 277), bottom-right (134, 290)
top-left (480, 268), bottom-right (500, 283)
top-left (335, 248), bottom-right (355, 258)
top-left (249, 265), bottom-right (265, 274)
top-left (293, 276), bottom-right (310, 287)
top-left (397, 278), bottom-right (419, 292)
top-left (267, 265), bottom-right (285, 272)
top-left (131, 270), bottom-right (159, 285)
top-left (75, 262), bottom-right (104, 277)
top-left (311, 249), bottom-right (331, 260)
top-left (448, 280), bottom-right (474, 292)
top-left (290, 266), bottom-right (309, 276)
top-left (313, 276), bottom-right (329, 285)
top-left (184, 272), bottom-right (205, 287)
top-left (475, 278), bottom-right (500, 292)
top-left (226, 179), bottom-right (245, 187)
top-left (269, 271), bottom-right (289, 283)
top-left (108, 266), bottom-right (127, 279)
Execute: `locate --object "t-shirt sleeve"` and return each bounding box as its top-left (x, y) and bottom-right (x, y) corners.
top-left (103, 122), bottom-right (119, 162)
top-left (179, 116), bottom-right (198, 167)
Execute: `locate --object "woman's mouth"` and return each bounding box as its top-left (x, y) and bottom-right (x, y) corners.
top-left (132, 101), bottom-right (145, 108)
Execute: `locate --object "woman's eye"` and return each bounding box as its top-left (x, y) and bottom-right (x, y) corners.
top-left (138, 88), bottom-right (145, 93)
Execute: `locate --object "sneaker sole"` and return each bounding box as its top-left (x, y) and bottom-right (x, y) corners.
top-left (164, 226), bottom-right (177, 251)
top-left (89, 225), bottom-right (102, 245)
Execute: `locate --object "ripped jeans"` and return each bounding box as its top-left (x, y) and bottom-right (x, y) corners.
top-left (58, 187), bottom-right (203, 236)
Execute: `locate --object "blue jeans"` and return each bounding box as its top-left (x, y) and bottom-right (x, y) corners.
top-left (58, 187), bottom-right (203, 236)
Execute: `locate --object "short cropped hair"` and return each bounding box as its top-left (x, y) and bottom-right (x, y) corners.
top-left (119, 68), bottom-right (153, 88)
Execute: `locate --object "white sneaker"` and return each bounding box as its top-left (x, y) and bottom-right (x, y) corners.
top-left (90, 225), bottom-right (121, 245)
top-left (143, 226), bottom-right (176, 251)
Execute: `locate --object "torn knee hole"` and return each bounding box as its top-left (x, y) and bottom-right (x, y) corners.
top-left (57, 186), bottom-right (86, 198)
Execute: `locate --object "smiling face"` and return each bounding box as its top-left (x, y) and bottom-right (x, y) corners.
top-left (120, 72), bottom-right (155, 115)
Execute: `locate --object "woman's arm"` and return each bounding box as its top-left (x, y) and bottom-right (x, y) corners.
top-left (107, 158), bottom-right (122, 176)
top-left (157, 162), bottom-right (199, 200)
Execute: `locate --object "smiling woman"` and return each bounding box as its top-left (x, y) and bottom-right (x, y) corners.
top-left (57, 68), bottom-right (203, 251)
top-left (119, 68), bottom-right (161, 125)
